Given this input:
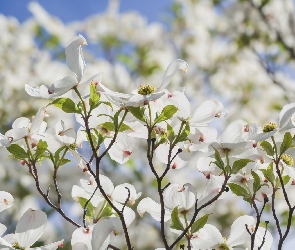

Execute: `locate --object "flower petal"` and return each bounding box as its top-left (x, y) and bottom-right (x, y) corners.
top-left (65, 35), bottom-right (87, 82)
top-left (0, 191), bottom-right (14, 212)
top-left (15, 209), bottom-right (47, 248)
top-left (158, 59), bottom-right (188, 91)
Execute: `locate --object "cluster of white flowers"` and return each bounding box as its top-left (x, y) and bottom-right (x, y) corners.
top-left (1, 34), bottom-right (295, 249)
top-left (1, 0), bottom-right (295, 249)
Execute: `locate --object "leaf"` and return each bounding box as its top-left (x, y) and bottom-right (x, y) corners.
top-left (35, 140), bottom-right (48, 159)
top-left (232, 159), bottom-right (253, 174)
top-left (282, 175), bottom-right (291, 186)
top-left (154, 105), bottom-right (178, 124)
top-left (54, 146), bottom-right (67, 164)
top-left (174, 122), bottom-right (190, 144)
top-left (89, 83), bottom-right (101, 110)
top-left (78, 197), bottom-right (95, 217)
top-left (280, 132), bottom-right (292, 156)
top-left (51, 98), bottom-right (79, 113)
top-left (100, 122), bottom-right (115, 132)
top-left (58, 158), bottom-right (71, 167)
top-left (170, 207), bottom-right (184, 231)
top-left (93, 129), bottom-right (104, 146)
top-left (260, 141), bottom-right (274, 156)
top-left (118, 123), bottom-right (132, 132)
top-left (167, 123), bottom-right (175, 143)
top-left (99, 203), bottom-right (113, 219)
top-left (7, 144), bottom-right (28, 160)
top-left (212, 147), bottom-right (224, 171)
top-left (228, 183), bottom-right (250, 201)
top-left (128, 106), bottom-right (146, 122)
top-left (251, 171), bottom-right (261, 193)
top-left (191, 214), bottom-right (210, 233)
top-left (260, 162), bottom-right (275, 184)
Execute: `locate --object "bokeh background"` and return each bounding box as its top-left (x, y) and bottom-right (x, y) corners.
top-left (1, 0), bottom-right (295, 249)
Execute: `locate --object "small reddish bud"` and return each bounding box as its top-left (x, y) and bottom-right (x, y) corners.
top-left (172, 162), bottom-right (177, 169)
top-left (20, 160), bottom-right (26, 165)
top-left (58, 242), bottom-right (64, 248)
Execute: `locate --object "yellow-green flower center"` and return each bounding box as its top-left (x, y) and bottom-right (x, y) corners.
top-left (138, 84), bottom-right (155, 95)
top-left (262, 122), bottom-right (277, 133)
top-left (281, 153), bottom-right (294, 166)
top-left (12, 242), bottom-right (25, 250)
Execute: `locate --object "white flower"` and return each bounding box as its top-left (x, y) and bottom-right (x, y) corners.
top-left (97, 59), bottom-right (188, 107)
top-left (0, 209), bottom-right (63, 249)
top-left (25, 35), bottom-right (95, 98)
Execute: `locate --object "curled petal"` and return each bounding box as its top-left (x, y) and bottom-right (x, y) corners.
top-left (65, 35), bottom-right (87, 82)
top-left (158, 59), bottom-right (188, 91)
top-left (137, 198), bottom-right (171, 222)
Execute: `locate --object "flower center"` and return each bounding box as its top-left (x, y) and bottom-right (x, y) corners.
top-left (262, 122), bottom-right (277, 133)
top-left (138, 84), bottom-right (155, 95)
top-left (281, 153), bottom-right (294, 166)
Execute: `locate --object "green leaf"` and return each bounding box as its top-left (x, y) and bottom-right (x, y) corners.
top-left (174, 122), bottom-right (190, 144)
top-left (7, 144), bottom-right (28, 160)
top-left (54, 146), bottom-right (67, 164)
top-left (167, 123), bottom-right (175, 143)
top-left (251, 171), bottom-right (261, 193)
top-left (93, 129), bottom-right (104, 146)
top-left (128, 106), bottom-right (146, 122)
top-left (260, 141), bottom-right (274, 156)
top-left (100, 122), bottom-right (115, 132)
top-left (51, 98), bottom-right (80, 113)
top-left (89, 83), bottom-right (101, 110)
top-left (99, 203), bottom-right (113, 219)
top-left (118, 123), bottom-right (132, 132)
top-left (281, 175), bottom-right (291, 186)
top-left (232, 159), bottom-right (253, 174)
top-left (154, 105), bottom-right (178, 124)
top-left (58, 158), bottom-right (71, 167)
top-left (280, 132), bottom-right (292, 156)
top-left (212, 147), bottom-right (224, 171)
top-left (191, 214), bottom-right (210, 233)
top-left (101, 101), bottom-right (113, 110)
top-left (228, 183), bottom-right (250, 201)
top-left (35, 140), bottom-right (48, 159)
top-left (170, 207), bottom-right (184, 231)
top-left (260, 162), bottom-right (275, 184)
top-left (78, 197), bottom-right (95, 217)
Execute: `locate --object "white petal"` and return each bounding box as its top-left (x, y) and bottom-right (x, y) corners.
top-left (0, 223), bottom-right (7, 237)
top-left (227, 215), bottom-right (254, 247)
top-left (0, 191), bottom-right (14, 212)
top-left (35, 240), bottom-right (64, 250)
top-left (104, 134), bottom-right (134, 164)
top-left (65, 35), bottom-right (87, 82)
top-left (25, 84), bottom-right (41, 97)
top-left (16, 209), bottom-right (47, 248)
top-left (72, 242), bottom-right (88, 250)
top-left (12, 118), bottom-right (30, 129)
top-left (112, 183), bottom-right (139, 204)
top-left (158, 59), bottom-right (188, 91)
top-left (279, 102), bottom-right (295, 130)
top-left (254, 227), bottom-right (273, 250)
top-left (191, 224), bottom-right (223, 249)
top-left (71, 226), bottom-right (93, 250)
top-left (91, 219), bottom-right (115, 250)
top-left (190, 100), bottom-right (227, 126)
top-left (137, 198), bottom-right (171, 222)
top-left (30, 108), bottom-right (47, 134)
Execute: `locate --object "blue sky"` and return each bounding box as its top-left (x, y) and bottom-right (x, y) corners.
top-left (0, 0), bottom-right (172, 23)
